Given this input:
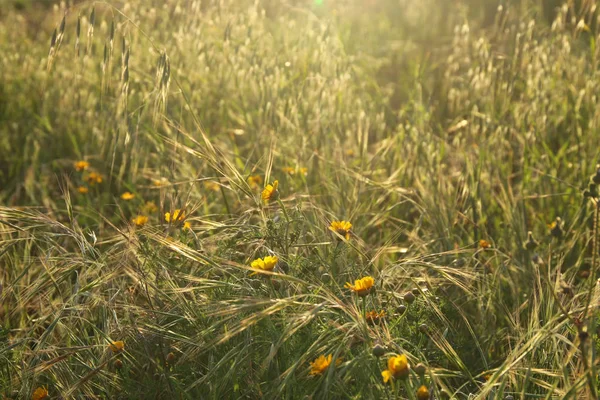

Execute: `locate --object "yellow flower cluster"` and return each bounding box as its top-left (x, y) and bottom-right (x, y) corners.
top-left (165, 209), bottom-right (186, 223)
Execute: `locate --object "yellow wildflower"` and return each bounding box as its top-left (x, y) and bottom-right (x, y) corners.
top-left (329, 220), bottom-right (352, 240)
top-left (345, 276), bottom-right (374, 297)
top-left (121, 192), bottom-right (135, 200)
top-left (479, 239), bottom-right (491, 249)
top-left (282, 167), bottom-right (308, 176)
top-left (416, 385), bottom-right (430, 400)
top-left (381, 354), bottom-right (410, 383)
top-left (261, 180), bottom-right (279, 203)
top-left (165, 209), bottom-right (186, 223)
top-left (109, 341), bottom-right (125, 353)
top-left (549, 217), bottom-right (564, 238)
top-left (87, 172), bottom-right (103, 185)
top-left (183, 221), bottom-right (192, 231)
top-left (152, 177), bottom-right (169, 187)
top-left (247, 175), bottom-right (263, 189)
top-left (132, 215), bottom-right (148, 227)
top-left (74, 160), bottom-right (89, 172)
top-left (204, 181), bottom-right (220, 192)
top-left (166, 352), bottom-right (176, 365)
top-left (309, 354), bottom-right (339, 376)
top-left (250, 255), bottom-right (279, 275)
top-left (143, 201), bottom-right (158, 214)
top-left (31, 387), bottom-right (48, 400)
top-left (365, 310), bottom-right (386, 325)
top-left (77, 186), bottom-right (89, 194)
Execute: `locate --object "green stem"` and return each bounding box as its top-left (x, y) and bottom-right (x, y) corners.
top-left (277, 199), bottom-right (290, 256)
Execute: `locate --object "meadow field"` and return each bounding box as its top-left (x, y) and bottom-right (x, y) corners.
top-left (1, 0), bottom-right (600, 398)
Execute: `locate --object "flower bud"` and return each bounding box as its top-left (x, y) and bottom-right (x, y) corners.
top-left (550, 217), bottom-right (563, 238)
top-left (166, 352), bottom-right (176, 365)
top-left (592, 168), bottom-right (600, 185)
top-left (372, 344), bottom-right (386, 358)
top-left (524, 231), bottom-right (538, 251)
top-left (414, 362), bottom-right (427, 376)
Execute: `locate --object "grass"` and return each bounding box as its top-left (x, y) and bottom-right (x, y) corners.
top-left (1, 0), bottom-right (600, 398)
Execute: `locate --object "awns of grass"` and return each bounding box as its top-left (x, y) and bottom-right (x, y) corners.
top-left (1, 0), bottom-right (600, 399)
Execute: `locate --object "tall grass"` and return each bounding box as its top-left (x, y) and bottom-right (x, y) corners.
top-left (1, 0), bottom-right (600, 398)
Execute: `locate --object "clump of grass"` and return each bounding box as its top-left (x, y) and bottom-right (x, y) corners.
top-left (1, 0), bottom-right (600, 398)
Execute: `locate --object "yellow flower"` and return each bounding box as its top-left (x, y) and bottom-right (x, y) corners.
top-left (247, 175), bottom-right (263, 189)
top-left (165, 209), bottom-right (186, 223)
top-left (204, 181), bottom-right (220, 192)
top-left (31, 387), bottom-right (48, 400)
top-left (479, 239), bottom-right (491, 249)
top-left (109, 341), bottom-right (125, 352)
top-left (152, 177), bottom-right (169, 187)
top-left (416, 385), bottom-right (430, 400)
top-left (77, 186), bottom-right (89, 194)
top-left (121, 192), bottom-right (135, 200)
top-left (87, 172), bottom-right (103, 185)
top-left (250, 255), bottom-right (279, 275)
top-left (381, 354), bottom-right (410, 383)
top-left (329, 220), bottom-right (352, 240)
top-left (143, 201), bottom-right (158, 214)
top-left (282, 167), bottom-right (308, 176)
top-left (261, 180), bottom-right (279, 203)
top-left (345, 276), bottom-right (374, 297)
top-left (183, 221), bottom-right (191, 231)
top-left (166, 352), bottom-right (176, 365)
top-left (132, 215), bottom-right (148, 227)
top-left (365, 310), bottom-right (386, 324)
top-left (74, 160), bottom-right (89, 172)
top-left (309, 354), bottom-right (335, 376)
